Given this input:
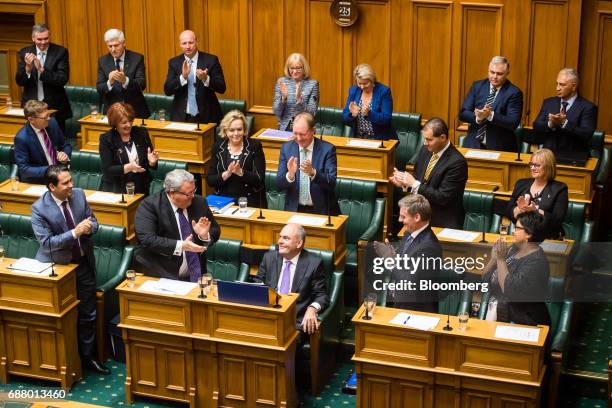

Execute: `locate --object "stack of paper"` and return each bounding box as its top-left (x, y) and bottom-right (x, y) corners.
top-left (539, 241), bottom-right (569, 253)
top-left (22, 185), bottom-right (48, 196)
top-left (259, 129), bottom-right (294, 140)
top-left (437, 228), bottom-right (480, 242)
top-left (465, 150), bottom-right (500, 160)
top-left (347, 139), bottom-right (382, 148)
top-left (96, 116), bottom-right (109, 123)
top-left (494, 325), bottom-right (540, 342)
top-left (389, 312), bottom-right (440, 331)
top-left (88, 192), bottom-right (122, 203)
top-left (223, 208), bottom-right (256, 218)
top-left (138, 278), bottom-right (197, 295)
top-left (4, 108), bottom-right (24, 116)
top-left (8, 258), bottom-right (52, 274)
top-left (288, 214), bottom-right (327, 226)
top-left (164, 122), bottom-right (197, 131)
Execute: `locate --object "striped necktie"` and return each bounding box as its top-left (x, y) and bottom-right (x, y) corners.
top-left (298, 148), bottom-right (311, 205)
top-left (476, 87), bottom-right (497, 142)
top-left (37, 52), bottom-right (46, 100)
top-left (423, 153), bottom-right (439, 181)
top-left (41, 128), bottom-right (57, 164)
top-left (560, 101), bottom-right (568, 115)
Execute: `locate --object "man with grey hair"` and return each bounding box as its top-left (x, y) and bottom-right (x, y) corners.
top-left (533, 68), bottom-right (597, 161)
top-left (96, 28), bottom-right (150, 118)
top-left (459, 56), bottom-right (523, 152)
top-left (16, 24), bottom-right (72, 132)
top-left (134, 169), bottom-right (220, 281)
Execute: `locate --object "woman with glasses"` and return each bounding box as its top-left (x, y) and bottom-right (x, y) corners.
top-left (505, 148), bottom-right (568, 239)
top-left (99, 102), bottom-right (159, 195)
top-left (206, 110), bottom-right (267, 208)
top-left (342, 63), bottom-right (396, 140)
top-left (272, 53), bottom-right (319, 131)
top-left (481, 211), bottom-right (551, 327)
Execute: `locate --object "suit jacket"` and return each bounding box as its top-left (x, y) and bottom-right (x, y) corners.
top-left (412, 144), bottom-right (468, 229)
top-left (272, 77), bottom-right (319, 131)
top-left (276, 138), bottom-right (340, 216)
top-left (15, 43), bottom-right (72, 121)
top-left (163, 51), bottom-right (226, 124)
top-left (390, 226), bottom-right (442, 313)
top-left (134, 191), bottom-right (221, 280)
top-left (31, 189), bottom-right (98, 267)
top-left (14, 118), bottom-right (72, 184)
top-left (96, 50), bottom-right (151, 118)
top-left (506, 178), bottom-right (568, 239)
top-left (99, 126), bottom-right (156, 195)
top-left (342, 82), bottom-right (397, 140)
top-left (533, 95), bottom-right (597, 157)
top-left (255, 249), bottom-right (328, 329)
top-left (206, 137), bottom-right (267, 207)
top-left (459, 79), bottom-right (523, 152)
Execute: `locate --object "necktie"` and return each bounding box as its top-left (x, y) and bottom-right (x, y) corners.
top-left (423, 152), bottom-right (439, 182)
top-left (561, 101), bottom-right (568, 115)
top-left (37, 52), bottom-right (46, 101)
top-left (41, 128), bottom-right (57, 165)
top-left (113, 58), bottom-right (122, 91)
top-left (298, 148), bottom-right (310, 205)
top-left (187, 59), bottom-right (198, 115)
top-left (278, 260), bottom-right (292, 294)
top-left (400, 235), bottom-right (414, 255)
top-left (176, 208), bottom-right (201, 282)
top-left (61, 201), bottom-right (82, 261)
top-left (476, 87), bottom-right (497, 142)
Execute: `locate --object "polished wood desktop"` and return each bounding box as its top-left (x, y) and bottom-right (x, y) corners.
top-left (117, 276), bottom-right (297, 407)
top-left (352, 305), bottom-right (548, 407)
top-left (0, 106), bottom-right (25, 144)
top-left (216, 206), bottom-right (348, 269)
top-left (0, 180), bottom-right (143, 241)
top-left (251, 128), bottom-right (397, 233)
top-left (78, 115), bottom-right (216, 175)
top-left (0, 259), bottom-right (81, 389)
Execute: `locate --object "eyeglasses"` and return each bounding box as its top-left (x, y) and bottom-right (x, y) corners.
top-left (289, 67), bottom-right (304, 71)
top-left (173, 189), bottom-right (196, 197)
top-left (528, 162), bottom-right (542, 168)
top-left (515, 226), bottom-right (525, 231)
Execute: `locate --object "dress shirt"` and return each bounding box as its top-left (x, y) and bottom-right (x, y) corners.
top-left (410, 140), bottom-right (451, 193)
top-left (30, 123), bottom-right (54, 165)
top-left (285, 138), bottom-right (317, 205)
top-left (106, 51), bottom-right (130, 90)
top-left (178, 53), bottom-right (211, 89)
top-left (277, 252), bottom-right (321, 311)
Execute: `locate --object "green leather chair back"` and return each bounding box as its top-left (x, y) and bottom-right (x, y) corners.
top-left (303, 248), bottom-right (334, 290)
top-left (438, 267), bottom-right (470, 316)
top-left (392, 112), bottom-right (422, 168)
top-left (336, 178), bottom-right (381, 244)
top-left (65, 85), bottom-right (102, 142)
top-left (595, 146), bottom-right (610, 186)
top-left (0, 213), bottom-right (39, 259)
top-left (0, 144), bottom-right (17, 182)
top-left (463, 190), bottom-right (495, 233)
top-left (93, 225), bottom-right (127, 287)
top-left (206, 239), bottom-right (247, 282)
top-left (217, 98), bottom-right (254, 137)
top-left (315, 107), bottom-right (345, 136)
top-left (149, 159), bottom-right (188, 195)
top-left (514, 125), bottom-right (532, 154)
top-left (590, 130), bottom-right (604, 160)
top-left (143, 93), bottom-right (174, 119)
top-left (265, 170), bottom-right (286, 210)
top-left (70, 151), bottom-right (102, 190)
top-left (562, 201), bottom-right (586, 241)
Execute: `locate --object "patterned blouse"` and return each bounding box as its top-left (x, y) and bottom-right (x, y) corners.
top-left (356, 99), bottom-right (375, 138)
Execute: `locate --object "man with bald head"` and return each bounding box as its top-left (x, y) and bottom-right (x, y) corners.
top-left (533, 68), bottom-right (597, 160)
top-left (163, 30), bottom-right (226, 124)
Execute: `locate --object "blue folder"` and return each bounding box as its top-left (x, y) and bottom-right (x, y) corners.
top-left (217, 280), bottom-right (276, 307)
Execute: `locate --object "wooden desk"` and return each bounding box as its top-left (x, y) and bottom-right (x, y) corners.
top-left (0, 107), bottom-right (25, 144)
top-left (216, 207), bottom-right (348, 268)
top-left (0, 259), bottom-right (81, 389)
top-left (78, 115), bottom-right (216, 175)
top-left (118, 276), bottom-right (297, 407)
top-left (352, 305), bottom-right (548, 407)
top-left (0, 180), bottom-right (143, 241)
top-left (251, 128), bottom-right (397, 233)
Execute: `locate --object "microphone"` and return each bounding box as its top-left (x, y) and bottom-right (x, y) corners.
top-left (515, 127), bottom-right (523, 162)
top-left (443, 314), bottom-right (452, 331)
top-left (253, 166), bottom-right (265, 220)
top-left (196, 119), bottom-right (201, 131)
top-left (379, 133), bottom-right (384, 149)
top-left (141, 117), bottom-right (146, 127)
top-left (479, 185), bottom-right (499, 243)
top-left (117, 147), bottom-right (127, 203)
top-left (48, 237), bottom-right (57, 277)
top-left (273, 250), bottom-right (281, 308)
top-left (325, 171), bottom-right (333, 227)
top-left (318, 120), bottom-right (324, 141)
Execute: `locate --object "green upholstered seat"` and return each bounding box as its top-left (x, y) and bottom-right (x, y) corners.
top-left (392, 112), bottom-right (422, 169)
top-left (65, 85), bottom-right (102, 145)
top-left (93, 225), bottom-right (134, 363)
top-left (315, 106), bottom-right (345, 136)
top-left (265, 170), bottom-right (286, 210)
top-left (438, 267), bottom-right (472, 316)
top-left (217, 98), bottom-right (254, 138)
top-left (0, 144), bottom-right (17, 182)
top-left (70, 150), bottom-right (102, 190)
top-left (463, 190), bottom-right (501, 233)
top-left (148, 159), bottom-right (188, 195)
top-left (143, 93), bottom-right (173, 119)
top-left (206, 238), bottom-right (248, 282)
top-left (562, 201), bottom-right (593, 243)
top-left (0, 213), bottom-right (39, 259)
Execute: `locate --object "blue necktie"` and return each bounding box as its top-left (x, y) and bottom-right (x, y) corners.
top-left (401, 235), bottom-right (414, 255)
top-left (187, 59), bottom-right (198, 115)
top-left (176, 208), bottom-right (201, 282)
top-left (476, 87), bottom-right (497, 142)
top-left (113, 58), bottom-right (122, 91)
top-left (278, 260), bottom-right (292, 294)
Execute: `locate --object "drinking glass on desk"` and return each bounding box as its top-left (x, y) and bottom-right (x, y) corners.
top-left (0, 246), bottom-right (5, 263)
top-left (238, 197), bottom-right (248, 214)
top-left (126, 269), bottom-right (136, 288)
top-left (125, 182), bottom-right (135, 199)
top-left (458, 311), bottom-right (469, 331)
top-left (362, 292), bottom-right (377, 320)
top-left (90, 105), bottom-right (98, 120)
top-left (499, 223), bottom-right (509, 236)
top-left (158, 109), bottom-right (166, 122)
top-left (10, 176), bottom-right (19, 192)
top-left (6, 97), bottom-right (12, 109)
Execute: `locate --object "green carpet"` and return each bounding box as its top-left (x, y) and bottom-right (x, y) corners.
top-left (567, 303), bottom-right (612, 375)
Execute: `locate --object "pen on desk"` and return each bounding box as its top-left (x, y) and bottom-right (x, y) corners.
top-left (403, 315), bottom-right (411, 325)
top-left (231, 207), bottom-right (239, 215)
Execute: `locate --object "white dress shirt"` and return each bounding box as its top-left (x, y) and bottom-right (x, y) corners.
top-left (106, 51), bottom-right (130, 90)
top-left (179, 53), bottom-right (211, 91)
top-left (285, 138), bottom-right (317, 205)
top-left (548, 93), bottom-right (577, 129)
top-left (409, 140), bottom-right (451, 193)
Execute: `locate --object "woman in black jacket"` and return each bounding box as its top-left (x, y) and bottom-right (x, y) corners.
top-left (206, 110), bottom-right (267, 208)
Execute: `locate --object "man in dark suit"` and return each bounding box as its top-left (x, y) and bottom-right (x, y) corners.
top-left (375, 194), bottom-right (442, 313)
top-left (276, 112), bottom-right (340, 216)
top-left (163, 30), bottom-right (226, 124)
top-left (31, 165), bottom-right (110, 374)
top-left (96, 29), bottom-right (150, 119)
top-left (459, 56), bottom-right (523, 152)
top-left (15, 24), bottom-right (72, 132)
top-left (14, 100), bottom-right (72, 184)
top-left (254, 223), bottom-right (328, 334)
top-left (533, 68), bottom-right (597, 159)
top-left (134, 169), bottom-right (220, 281)
top-left (390, 117), bottom-right (468, 229)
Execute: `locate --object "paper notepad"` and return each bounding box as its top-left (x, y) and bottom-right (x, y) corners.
top-left (4, 108), bottom-right (24, 116)
top-left (22, 185), bottom-right (48, 196)
top-left (288, 214), bottom-right (328, 226)
top-left (389, 312), bottom-right (440, 331)
top-left (88, 192), bottom-right (122, 203)
top-left (346, 139), bottom-right (382, 148)
top-left (465, 150), bottom-right (500, 160)
top-left (221, 207), bottom-right (256, 218)
top-left (259, 129), bottom-right (294, 140)
top-left (7, 258), bottom-right (53, 274)
top-left (96, 116), bottom-right (109, 123)
top-left (539, 241), bottom-right (569, 253)
top-left (164, 122), bottom-right (197, 131)
top-left (437, 228), bottom-right (480, 242)
top-left (138, 278), bottom-right (197, 296)
top-left (494, 325), bottom-right (540, 342)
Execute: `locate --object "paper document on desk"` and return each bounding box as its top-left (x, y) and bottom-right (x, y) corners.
top-left (222, 208), bottom-right (256, 218)
top-left (539, 241), bottom-right (569, 253)
top-left (288, 214), bottom-right (327, 226)
top-left (390, 312), bottom-right (440, 330)
top-left (164, 122), bottom-right (197, 131)
top-left (4, 108), bottom-right (24, 116)
top-left (138, 279), bottom-right (197, 295)
top-left (96, 116), bottom-right (109, 123)
top-left (494, 325), bottom-right (540, 342)
top-left (437, 228), bottom-right (480, 242)
top-left (7, 258), bottom-right (52, 274)
top-left (347, 139), bottom-right (381, 148)
top-left (259, 129), bottom-right (294, 140)
top-left (88, 192), bottom-right (122, 203)
top-left (22, 185), bottom-right (48, 196)
top-left (465, 150), bottom-right (500, 160)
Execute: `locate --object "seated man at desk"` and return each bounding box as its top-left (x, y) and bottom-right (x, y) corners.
top-left (134, 169), bottom-right (220, 281)
top-left (276, 112), bottom-right (340, 216)
top-left (14, 99), bottom-right (72, 184)
top-left (253, 223), bottom-right (328, 337)
top-left (389, 117), bottom-right (467, 229)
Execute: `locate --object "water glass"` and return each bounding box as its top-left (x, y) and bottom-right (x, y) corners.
top-left (126, 269), bottom-right (136, 288)
top-left (238, 197), bottom-right (248, 214)
top-left (0, 246), bottom-right (5, 263)
top-left (201, 273), bottom-right (212, 295)
top-left (499, 224), bottom-right (509, 236)
top-left (10, 176), bottom-right (19, 192)
top-left (458, 311), bottom-right (469, 331)
top-left (158, 109), bottom-right (166, 122)
top-left (6, 97), bottom-right (12, 109)
top-left (125, 181), bottom-right (136, 199)
top-left (90, 105), bottom-right (99, 120)
top-left (362, 292), bottom-right (377, 320)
